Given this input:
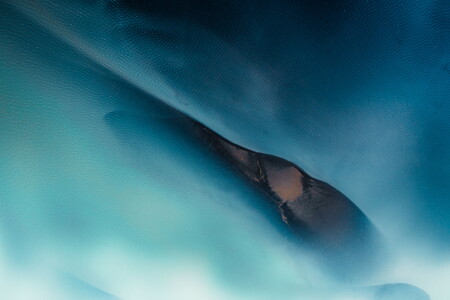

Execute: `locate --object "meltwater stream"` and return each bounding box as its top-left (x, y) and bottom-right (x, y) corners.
top-left (0, 1), bottom-right (449, 299)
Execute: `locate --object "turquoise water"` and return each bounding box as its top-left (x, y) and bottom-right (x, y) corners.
top-left (0, 1), bottom-right (448, 299)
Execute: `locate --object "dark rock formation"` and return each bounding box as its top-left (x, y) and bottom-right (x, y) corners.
top-left (196, 123), bottom-right (383, 280)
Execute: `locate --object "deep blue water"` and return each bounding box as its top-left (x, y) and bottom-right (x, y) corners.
top-left (0, 0), bottom-right (448, 299)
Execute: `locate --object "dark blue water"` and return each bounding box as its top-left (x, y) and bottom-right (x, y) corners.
top-left (0, 0), bottom-right (448, 299)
